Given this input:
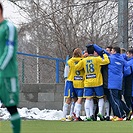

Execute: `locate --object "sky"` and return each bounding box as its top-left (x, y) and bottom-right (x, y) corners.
top-left (2, 0), bottom-right (25, 26)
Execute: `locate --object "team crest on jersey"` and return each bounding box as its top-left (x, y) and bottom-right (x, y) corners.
top-left (86, 74), bottom-right (96, 79)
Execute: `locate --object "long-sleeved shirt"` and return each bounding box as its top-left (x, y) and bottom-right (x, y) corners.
top-left (0, 20), bottom-right (18, 77)
top-left (75, 54), bottom-right (110, 87)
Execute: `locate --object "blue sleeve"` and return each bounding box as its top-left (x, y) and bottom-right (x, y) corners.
top-left (93, 44), bottom-right (103, 57)
top-left (93, 44), bottom-right (110, 58)
top-left (121, 53), bottom-right (128, 60)
top-left (124, 66), bottom-right (132, 76)
top-left (103, 50), bottom-right (110, 56)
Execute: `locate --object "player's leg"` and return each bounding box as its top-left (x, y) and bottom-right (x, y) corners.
top-left (73, 98), bottom-right (82, 121)
top-left (6, 106), bottom-right (21, 133)
top-left (97, 98), bottom-right (104, 121)
top-left (1, 77), bottom-right (21, 133)
top-left (103, 88), bottom-right (111, 120)
top-left (94, 98), bottom-right (98, 120)
top-left (68, 97), bottom-right (78, 121)
top-left (104, 98), bottom-right (110, 120)
top-left (118, 91), bottom-right (132, 120)
top-left (132, 97), bottom-right (133, 111)
top-left (84, 87), bottom-right (95, 121)
top-left (69, 99), bottom-right (75, 117)
top-left (61, 80), bottom-right (74, 121)
top-left (84, 98), bottom-right (90, 119)
top-left (73, 88), bottom-right (83, 121)
top-left (95, 86), bottom-right (104, 121)
top-left (124, 95), bottom-right (132, 110)
top-left (130, 96), bottom-right (133, 120)
top-left (62, 97), bottom-right (71, 121)
top-left (109, 89), bottom-right (123, 120)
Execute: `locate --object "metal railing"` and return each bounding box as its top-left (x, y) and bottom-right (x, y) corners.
top-left (17, 52), bottom-right (65, 83)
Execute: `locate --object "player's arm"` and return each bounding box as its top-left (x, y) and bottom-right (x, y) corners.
top-left (0, 22), bottom-right (16, 70)
top-left (123, 60), bottom-right (132, 76)
top-left (67, 58), bottom-right (74, 67)
top-left (124, 65), bottom-right (132, 76)
top-left (93, 44), bottom-right (110, 57)
top-left (99, 54), bottom-right (110, 65)
top-left (75, 59), bottom-right (84, 71)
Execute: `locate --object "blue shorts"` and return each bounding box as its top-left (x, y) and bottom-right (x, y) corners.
top-left (74, 88), bottom-right (84, 98)
top-left (84, 86), bottom-right (104, 98)
top-left (64, 81), bottom-right (75, 98)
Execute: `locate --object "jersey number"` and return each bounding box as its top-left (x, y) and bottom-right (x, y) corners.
top-left (86, 62), bottom-right (94, 73)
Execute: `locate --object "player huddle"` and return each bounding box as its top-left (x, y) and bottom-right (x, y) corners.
top-left (61, 44), bottom-right (133, 122)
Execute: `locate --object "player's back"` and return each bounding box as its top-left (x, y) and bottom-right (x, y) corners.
top-left (67, 57), bottom-right (82, 81)
top-left (84, 56), bottom-right (103, 87)
top-left (76, 54), bottom-right (109, 87)
top-left (70, 57), bottom-right (84, 88)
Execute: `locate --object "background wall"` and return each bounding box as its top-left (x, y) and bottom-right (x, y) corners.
top-left (19, 83), bottom-right (85, 115)
top-left (19, 83), bottom-right (64, 110)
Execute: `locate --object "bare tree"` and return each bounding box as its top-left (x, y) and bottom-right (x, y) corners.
top-left (10, 0), bottom-right (123, 83)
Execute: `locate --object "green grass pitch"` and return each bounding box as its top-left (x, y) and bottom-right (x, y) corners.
top-left (0, 120), bottom-right (133, 133)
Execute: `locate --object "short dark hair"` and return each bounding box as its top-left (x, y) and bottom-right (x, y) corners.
top-left (128, 49), bottom-right (133, 54)
top-left (113, 46), bottom-right (121, 53)
top-left (106, 46), bottom-right (113, 51)
top-left (87, 45), bottom-right (94, 54)
top-left (0, 3), bottom-right (3, 15)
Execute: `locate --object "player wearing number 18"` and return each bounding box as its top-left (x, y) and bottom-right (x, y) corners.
top-left (75, 44), bottom-right (110, 121)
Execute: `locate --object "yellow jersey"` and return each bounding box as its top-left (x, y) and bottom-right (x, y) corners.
top-left (75, 54), bottom-right (110, 87)
top-left (67, 57), bottom-right (84, 88)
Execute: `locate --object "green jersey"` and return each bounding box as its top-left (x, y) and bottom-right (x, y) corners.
top-left (0, 20), bottom-right (18, 77)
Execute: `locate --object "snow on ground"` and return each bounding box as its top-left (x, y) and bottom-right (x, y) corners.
top-left (0, 107), bottom-right (133, 121)
top-left (0, 107), bottom-right (64, 120)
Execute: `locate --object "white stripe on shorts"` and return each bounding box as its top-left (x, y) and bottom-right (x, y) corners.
top-left (11, 77), bottom-right (17, 92)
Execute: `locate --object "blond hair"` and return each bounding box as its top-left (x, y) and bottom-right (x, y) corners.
top-left (73, 48), bottom-right (82, 57)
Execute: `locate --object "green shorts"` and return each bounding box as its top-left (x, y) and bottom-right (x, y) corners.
top-left (0, 77), bottom-right (19, 107)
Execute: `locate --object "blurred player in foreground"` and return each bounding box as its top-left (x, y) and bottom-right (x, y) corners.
top-left (0, 2), bottom-right (21, 133)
